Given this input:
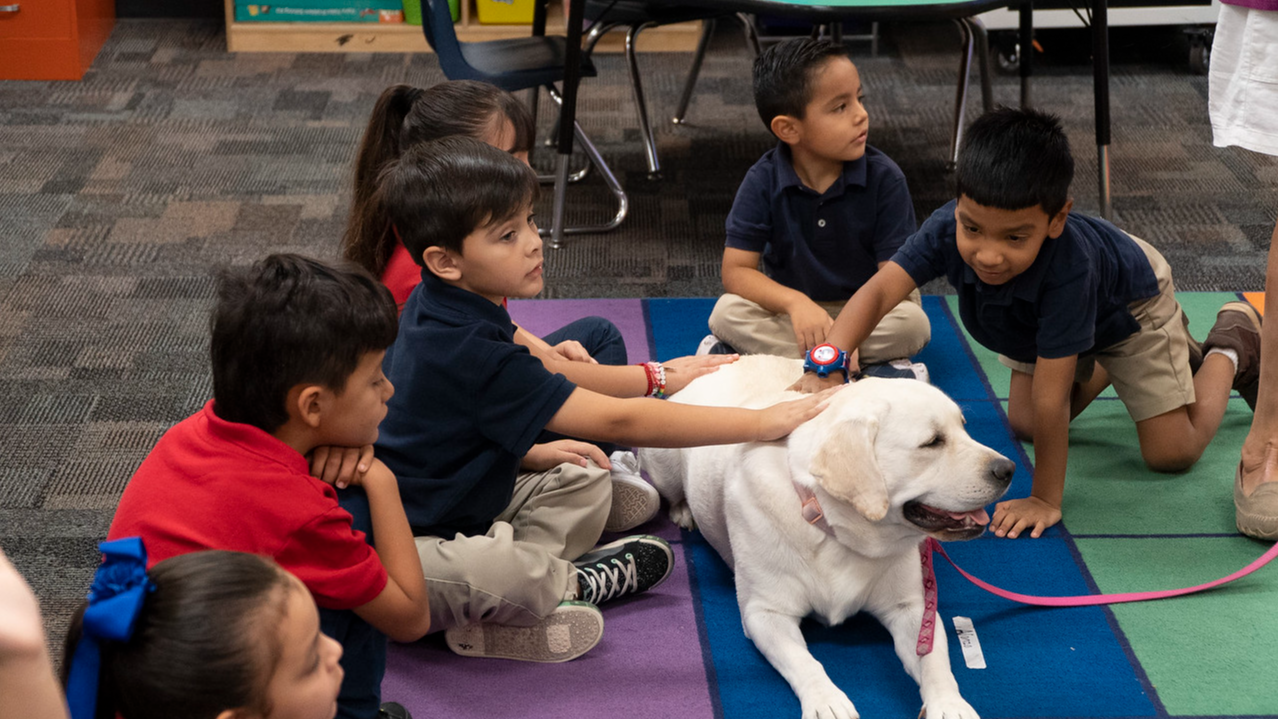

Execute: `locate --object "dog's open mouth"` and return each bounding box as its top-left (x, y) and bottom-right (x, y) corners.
top-left (903, 501), bottom-right (990, 540)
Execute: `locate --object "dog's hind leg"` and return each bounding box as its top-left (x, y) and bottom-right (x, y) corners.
top-left (637, 448), bottom-right (697, 529)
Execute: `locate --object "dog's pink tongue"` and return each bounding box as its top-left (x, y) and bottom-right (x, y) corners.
top-left (946, 508), bottom-right (991, 526)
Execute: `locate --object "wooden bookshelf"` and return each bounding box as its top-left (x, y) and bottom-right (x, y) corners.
top-left (224, 0), bottom-right (703, 53)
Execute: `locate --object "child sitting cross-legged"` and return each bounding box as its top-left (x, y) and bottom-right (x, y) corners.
top-left (701, 37), bottom-right (930, 380)
top-left (795, 107), bottom-right (1262, 540)
top-left (108, 255), bottom-right (428, 719)
top-left (343, 79), bottom-right (734, 532)
top-left (373, 136), bottom-right (835, 663)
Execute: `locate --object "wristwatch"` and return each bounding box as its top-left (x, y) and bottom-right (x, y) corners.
top-left (803, 343), bottom-right (850, 381)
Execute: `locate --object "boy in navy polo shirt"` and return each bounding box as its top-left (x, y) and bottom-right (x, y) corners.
top-left (701, 37), bottom-right (929, 377)
top-left (109, 254), bottom-right (430, 719)
top-left (797, 107), bottom-right (1263, 540)
top-left (374, 136), bottom-right (831, 664)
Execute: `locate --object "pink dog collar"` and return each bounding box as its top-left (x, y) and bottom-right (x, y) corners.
top-left (791, 482), bottom-right (939, 655)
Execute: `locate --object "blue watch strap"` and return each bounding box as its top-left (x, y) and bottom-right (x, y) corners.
top-left (803, 343), bottom-right (849, 380)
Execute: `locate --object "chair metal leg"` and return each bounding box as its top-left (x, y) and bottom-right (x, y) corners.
top-left (948, 18), bottom-right (976, 169)
top-left (624, 22), bottom-right (662, 178)
top-left (740, 13), bottom-right (761, 56)
top-left (673, 18), bottom-right (715, 125)
top-left (532, 85), bottom-right (591, 185)
top-left (970, 16), bottom-right (993, 112)
top-left (541, 85), bottom-right (629, 245)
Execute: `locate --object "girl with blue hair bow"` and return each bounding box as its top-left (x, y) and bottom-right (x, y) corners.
top-left (61, 538), bottom-right (346, 719)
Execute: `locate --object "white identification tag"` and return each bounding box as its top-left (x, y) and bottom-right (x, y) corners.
top-left (952, 616), bottom-right (987, 669)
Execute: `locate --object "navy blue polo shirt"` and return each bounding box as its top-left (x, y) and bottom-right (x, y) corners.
top-left (891, 200), bottom-right (1159, 363)
top-left (725, 143), bottom-right (916, 302)
top-left (375, 272), bottom-right (576, 538)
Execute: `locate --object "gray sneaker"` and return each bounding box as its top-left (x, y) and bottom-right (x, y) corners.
top-left (575, 535), bottom-right (673, 605)
top-left (605, 450), bottom-right (660, 532)
top-left (444, 601), bottom-right (603, 663)
top-left (1204, 301), bottom-right (1262, 409)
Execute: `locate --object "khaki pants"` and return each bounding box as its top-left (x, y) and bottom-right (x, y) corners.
top-left (707, 289), bottom-right (931, 362)
top-left (416, 461), bottom-right (610, 633)
top-left (998, 236), bottom-right (1197, 422)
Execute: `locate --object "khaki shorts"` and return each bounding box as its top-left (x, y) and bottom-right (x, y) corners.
top-left (999, 236), bottom-right (1196, 422)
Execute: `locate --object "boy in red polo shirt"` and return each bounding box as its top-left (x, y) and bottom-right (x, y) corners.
top-left (108, 254), bottom-right (429, 719)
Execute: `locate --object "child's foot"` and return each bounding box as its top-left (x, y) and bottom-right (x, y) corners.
top-left (575, 535), bottom-right (673, 605)
top-left (1203, 301), bottom-right (1263, 409)
top-left (695, 333), bottom-right (737, 356)
top-left (859, 358), bottom-right (930, 383)
top-left (605, 450), bottom-right (660, 532)
top-left (1235, 443), bottom-right (1278, 541)
top-left (379, 702), bottom-right (412, 719)
top-left (444, 601), bottom-right (604, 663)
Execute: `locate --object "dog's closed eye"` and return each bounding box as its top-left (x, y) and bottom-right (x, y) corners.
top-left (921, 433), bottom-right (945, 448)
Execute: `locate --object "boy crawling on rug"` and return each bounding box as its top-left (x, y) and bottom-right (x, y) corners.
top-left (372, 136), bottom-right (833, 663)
top-left (796, 107), bottom-right (1262, 539)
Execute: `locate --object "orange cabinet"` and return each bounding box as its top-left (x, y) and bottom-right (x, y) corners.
top-left (0, 0), bottom-right (115, 80)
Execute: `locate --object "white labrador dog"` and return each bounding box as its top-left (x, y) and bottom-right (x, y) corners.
top-left (641, 355), bottom-right (1014, 719)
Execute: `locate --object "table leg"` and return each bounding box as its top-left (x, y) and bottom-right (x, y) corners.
top-left (1092, 0), bottom-right (1112, 220)
top-left (1019, 0), bottom-right (1032, 108)
top-left (551, 0), bottom-right (586, 249)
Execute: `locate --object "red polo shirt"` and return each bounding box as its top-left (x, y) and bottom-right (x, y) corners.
top-left (108, 401), bottom-right (388, 610)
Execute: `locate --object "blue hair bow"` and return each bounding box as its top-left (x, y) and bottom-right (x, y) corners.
top-left (65, 537), bottom-right (155, 719)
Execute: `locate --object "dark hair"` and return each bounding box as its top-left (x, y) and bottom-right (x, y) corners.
top-left (343, 81), bottom-right (536, 275)
top-left (210, 253), bottom-right (398, 432)
top-left (954, 106), bottom-right (1074, 217)
top-left (375, 135), bottom-right (539, 260)
top-left (62, 551), bottom-right (294, 719)
top-left (752, 38), bottom-right (852, 135)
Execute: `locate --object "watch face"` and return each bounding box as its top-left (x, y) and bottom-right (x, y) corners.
top-left (812, 345), bottom-right (837, 364)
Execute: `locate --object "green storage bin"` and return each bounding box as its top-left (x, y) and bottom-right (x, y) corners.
top-left (402, 0), bottom-right (458, 25)
top-left (475, 0), bottom-right (534, 25)
top-left (235, 0), bottom-right (404, 22)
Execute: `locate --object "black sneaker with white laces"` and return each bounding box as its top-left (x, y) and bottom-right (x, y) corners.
top-left (378, 702), bottom-right (412, 719)
top-left (575, 535), bottom-right (673, 605)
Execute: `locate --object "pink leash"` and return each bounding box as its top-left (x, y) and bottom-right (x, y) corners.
top-left (790, 482), bottom-right (1277, 654)
top-left (924, 537), bottom-right (1277, 606)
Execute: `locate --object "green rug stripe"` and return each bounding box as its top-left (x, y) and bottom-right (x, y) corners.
top-left (1074, 538), bottom-right (1278, 716)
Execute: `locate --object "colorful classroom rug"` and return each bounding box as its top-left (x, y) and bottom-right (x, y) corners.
top-left (382, 294), bottom-right (1278, 719)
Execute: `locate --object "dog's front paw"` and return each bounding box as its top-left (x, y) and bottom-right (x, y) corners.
top-left (668, 501), bottom-right (697, 530)
top-left (922, 695), bottom-right (979, 719)
top-left (799, 686), bottom-right (858, 719)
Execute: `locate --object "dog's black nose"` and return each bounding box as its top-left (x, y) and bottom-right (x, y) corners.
top-left (988, 457), bottom-right (1015, 485)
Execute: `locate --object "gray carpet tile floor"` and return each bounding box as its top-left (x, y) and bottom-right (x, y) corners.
top-left (0, 17), bottom-right (1275, 661)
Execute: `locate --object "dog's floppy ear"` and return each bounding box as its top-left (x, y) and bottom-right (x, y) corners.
top-left (808, 398), bottom-right (890, 521)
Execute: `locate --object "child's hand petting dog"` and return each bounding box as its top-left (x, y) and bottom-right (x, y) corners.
top-left (662, 354), bottom-right (739, 394)
top-left (754, 387), bottom-right (840, 441)
top-left (521, 439), bottom-right (610, 472)
top-left (309, 444), bottom-right (375, 489)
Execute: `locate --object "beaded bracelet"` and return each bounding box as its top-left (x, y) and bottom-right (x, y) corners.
top-left (637, 361), bottom-right (668, 399)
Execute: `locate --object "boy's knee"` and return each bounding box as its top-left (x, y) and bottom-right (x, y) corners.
top-left (1141, 448), bottom-right (1199, 474)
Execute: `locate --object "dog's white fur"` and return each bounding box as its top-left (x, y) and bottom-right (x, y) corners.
top-left (641, 355), bottom-right (1013, 719)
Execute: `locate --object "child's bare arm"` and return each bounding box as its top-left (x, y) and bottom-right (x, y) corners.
top-left (792, 262), bottom-right (918, 393)
top-left (536, 355), bottom-right (738, 397)
top-left (0, 549), bottom-right (68, 719)
top-left (349, 460), bottom-right (431, 642)
top-left (723, 247), bottom-right (831, 353)
top-left (544, 386), bottom-right (837, 448)
top-left (992, 355), bottom-right (1075, 539)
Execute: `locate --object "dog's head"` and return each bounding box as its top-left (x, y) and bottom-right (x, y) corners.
top-left (796, 378), bottom-right (1014, 541)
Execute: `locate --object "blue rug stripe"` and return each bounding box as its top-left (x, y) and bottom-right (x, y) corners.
top-left (647, 297), bottom-right (1161, 719)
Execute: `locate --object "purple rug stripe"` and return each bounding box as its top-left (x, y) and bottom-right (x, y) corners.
top-left (508, 298), bottom-right (651, 364)
top-left (382, 517), bottom-right (714, 719)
